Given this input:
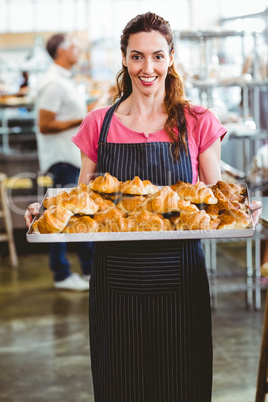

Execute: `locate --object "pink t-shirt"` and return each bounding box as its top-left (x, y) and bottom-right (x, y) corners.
top-left (72, 105), bottom-right (226, 184)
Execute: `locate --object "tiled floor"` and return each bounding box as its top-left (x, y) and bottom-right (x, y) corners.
top-left (0, 241), bottom-right (266, 402)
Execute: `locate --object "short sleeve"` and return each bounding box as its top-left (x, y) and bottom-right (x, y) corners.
top-left (38, 82), bottom-right (63, 114)
top-left (186, 106), bottom-right (227, 154)
top-left (71, 111), bottom-right (101, 163)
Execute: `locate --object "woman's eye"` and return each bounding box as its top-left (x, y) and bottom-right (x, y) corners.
top-left (132, 55), bottom-right (141, 60)
top-left (155, 54), bottom-right (164, 60)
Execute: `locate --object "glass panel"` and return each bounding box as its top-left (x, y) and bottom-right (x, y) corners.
top-left (76, 0), bottom-right (88, 31)
top-left (8, 0), bottom-right (33, 32)
top-left (35, 0), bottom-right (60, 32)
top-left (60, 0), bottom-right (75, 32)
top-left (220, 0), bottom-right (267, 17)
top-left (0, 1), bottom-right (8, 33)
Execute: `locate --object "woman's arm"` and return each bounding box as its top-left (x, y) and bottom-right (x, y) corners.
top-left (78, 151), bottom-right (97, 184)
top-left (198, 138), bottom-right (222, 185)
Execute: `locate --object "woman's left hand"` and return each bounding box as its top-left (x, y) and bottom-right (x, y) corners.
top-left (249, 200), bottom-right (263, 227)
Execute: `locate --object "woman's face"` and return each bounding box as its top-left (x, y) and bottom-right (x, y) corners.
top-left (122, 30), bottom-right (174, 96)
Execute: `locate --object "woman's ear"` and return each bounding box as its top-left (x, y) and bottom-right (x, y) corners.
top-left (122, 51), bottom-right (127, 67)
top-left (169, 50), bottom-right (175, 67)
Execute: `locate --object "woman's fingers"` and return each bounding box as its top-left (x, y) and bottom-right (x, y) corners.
top-left (24, 202), bottom-right (41, 227)
top-left (249, 200), bottom-right (263, 228)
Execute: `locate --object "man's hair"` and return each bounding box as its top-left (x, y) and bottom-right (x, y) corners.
top-left (46, 33), bottom-right (66, 60)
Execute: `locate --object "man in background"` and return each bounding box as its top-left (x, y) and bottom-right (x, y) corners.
top-left (36, 33), bottom-right (93, 291)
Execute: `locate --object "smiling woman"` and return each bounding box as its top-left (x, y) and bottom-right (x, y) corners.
top-left (71, 12), bottom-right (226, 402)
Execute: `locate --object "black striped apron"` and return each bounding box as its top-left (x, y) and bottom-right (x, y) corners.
top-left (89, 101), bottom-right (213, 402)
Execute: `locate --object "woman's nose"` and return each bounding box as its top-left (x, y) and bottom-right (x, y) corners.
top-left (143, 58), bottom-right (154, 74)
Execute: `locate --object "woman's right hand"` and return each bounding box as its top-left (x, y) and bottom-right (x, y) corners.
top-left (24, 202), bottom-right (41, 227)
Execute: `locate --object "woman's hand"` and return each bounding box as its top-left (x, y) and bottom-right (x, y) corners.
top-left (24, 202), bottom-right (41, 228)
top-left (249, 200), bottom-right (262, 227)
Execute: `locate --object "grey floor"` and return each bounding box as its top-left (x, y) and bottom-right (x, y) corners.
top-left (0, 240), bottom-right (267, 402)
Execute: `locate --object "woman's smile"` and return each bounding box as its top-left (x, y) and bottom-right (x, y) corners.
top-left (139, 76), bottom-right (158, 85)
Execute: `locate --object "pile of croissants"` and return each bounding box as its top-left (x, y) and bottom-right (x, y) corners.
top-left (32, 172), bottom-right (252, 234)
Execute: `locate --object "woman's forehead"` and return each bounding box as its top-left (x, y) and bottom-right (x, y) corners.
top-left (127, 31), bottom-right (169, 51)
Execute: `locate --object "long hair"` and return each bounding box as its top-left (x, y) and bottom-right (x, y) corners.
top-left (115, 12), bottom-right (193, 159)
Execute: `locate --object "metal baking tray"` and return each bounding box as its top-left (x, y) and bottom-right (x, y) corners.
top-left (26, 185), bottom-right (255, 243)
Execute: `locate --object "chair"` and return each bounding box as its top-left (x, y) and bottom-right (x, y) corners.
top-left (0, 173), bottom-right (18, 267)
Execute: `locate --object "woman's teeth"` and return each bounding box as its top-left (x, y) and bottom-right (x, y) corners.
top-left (140, 77), bottom-right (156, 82)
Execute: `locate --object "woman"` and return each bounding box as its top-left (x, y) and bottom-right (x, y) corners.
top-left (74, 12), bottom-right (220, 402)
top-left (25, 12), bottom-right (262, 402)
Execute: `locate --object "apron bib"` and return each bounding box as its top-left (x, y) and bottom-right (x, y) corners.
top-left (89, 100), bottom-right (213, 402)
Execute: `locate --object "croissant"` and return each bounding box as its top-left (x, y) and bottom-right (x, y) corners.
top-left (62, 216), bottom-right (99, 233)
top-left (98, 216), bottom-right (136, 232)
top-left (43, 191), bottom-right (70, 209)
top-left (93, 207), bottom-right (126, 224)
top-left (120, 176), bottom-right (159, 195)
top-left (117, 195), bottom-right (146, 213)
top-left (170, 181), bottom-right (218, 204)
top-left (217, 209), bottom-right (252, 230)
top-left (87, 190), bottom-right (115, 211)
top-left (212, 187), bottom-right (245, 210)
top-left (205, 189), bottom-right (241, 219)
top-left (214, 181), bottom-right (245, 203)
top-left (148, 186), bottom-right (191, 213)
top-left (32, 206), bottom-right (73, 234)
top-left (172, 209), bottom-right (218, 230)
top-left (216, 180), bottom-right (246, 195)
top-left (59, 191), bottom-right (99, 215)
top-left (88, 172), bottom-right (121, 193)
top-left (129, 210), bottom-right (174, 232)
top-left (68, 183), bottom-right (91, 196)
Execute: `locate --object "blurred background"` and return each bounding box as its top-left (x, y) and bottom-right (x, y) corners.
top-left (0, 1), bottom-right (268, 402)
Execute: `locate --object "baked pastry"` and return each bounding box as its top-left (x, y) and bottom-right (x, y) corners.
top-left (212, 187), bottom-right (245, 210)
top-left (43, 191), bottom-right (70, 209)
top-left (170, 181), bottom-right (218, 204)
top-left (120, 176), bottom-right (159, 195)
top-left (93, 207), bottom-right (125, 224)
top-left (129, 210), bottom-right (174, 231)
top-left (216, 180), bottom-right (246, 195)
top-left (68, 183), bottom-right (91, 196)
top-left (117, 195), bottom-right (146, 213)
top-left (62, 216), bottom-right (99, 233)
top-left (88, 172), bottom-right (121, 193)
top-left (98, 216), bottom-right (135, 232)
top-left (59, 191), bottom-right (99, 215)
top-left (87, 190), bottom-right (115, 211)
top-left (32, 206), bottom-right (73, 234)
top-left (217, 209), bottom-right (252, 230)
top-left (171, 209), bottom-right (219, 230)
top-left (211, 182), bottom-right (245, 205)
top-left (149, 186), bottom-right (191, 213)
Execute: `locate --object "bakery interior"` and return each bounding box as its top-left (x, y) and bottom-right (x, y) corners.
top-left (0, 0), bottom-right (268, 401)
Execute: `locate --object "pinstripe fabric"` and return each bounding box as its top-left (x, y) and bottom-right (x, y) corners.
top-left (89, 100), bottom-right (212, 402)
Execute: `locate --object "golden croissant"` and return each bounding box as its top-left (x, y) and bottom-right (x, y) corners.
top-left (89, 172), bottom-right (121, 193)
top-left (120, 176), bottom-right (159, 195)
top-left (172, 209), bottom-right (219, 230)
top-left (59, 191), bottom-right (99, 215)
top-left (62, 216), bottom-right (99, 233)
top-left (149, 186), bottom-right (191, 213)
top-left (43, 190), bottom-right (70, 209)
top-left (32, 206), bottom-right (73, 234)
top-left (170, 181), bottom-right (218, 204)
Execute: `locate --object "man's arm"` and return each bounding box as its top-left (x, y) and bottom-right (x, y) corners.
top-left (39, 109), bottom-right (83, 134)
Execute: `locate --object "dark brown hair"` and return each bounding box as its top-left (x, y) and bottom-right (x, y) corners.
top-left (46, 33), bottom-right (66, 60)
top-left (115, 12), bottom-right (194, 159)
